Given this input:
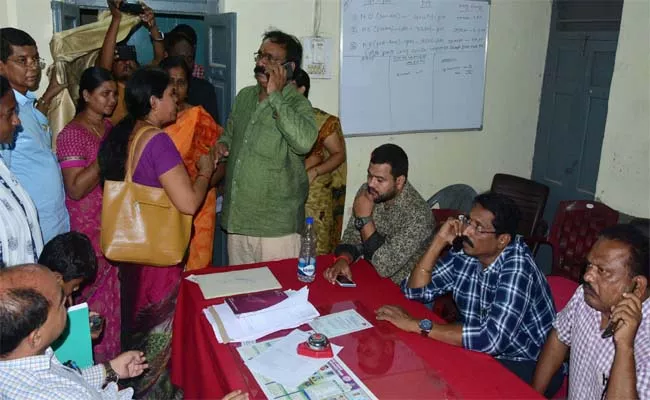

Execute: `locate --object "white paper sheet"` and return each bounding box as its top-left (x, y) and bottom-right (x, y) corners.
top-left (244, 330), bottom-right (343, 389)
top-left (308, 309), bottom-right (373, 338)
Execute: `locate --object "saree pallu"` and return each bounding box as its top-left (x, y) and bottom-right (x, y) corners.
top-left (305, 109), bottom-right (347, 255)
top-left (166, 106), bottom-right (222, 270)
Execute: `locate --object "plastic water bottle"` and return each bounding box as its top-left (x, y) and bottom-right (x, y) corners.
top-left (297, 217), bottom-right (317, 282)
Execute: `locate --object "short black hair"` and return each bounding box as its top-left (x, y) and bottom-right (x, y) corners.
top-left (293, 68), bottom-right (310, 98)
top-left (473, 192), bottom-right (521, 238)
top-left (0, 75), bottom-right (11, 98)
top-left (0, 287), bottom-right (50, 356)
top-left (164, 31), bottom-right (194, 54)
top-left (160, 55), bottom-right (191, 83)
top-left (169, 24), bottom-right (197, 46)
top-left (599, 224), bottom-right (650, 280)
top-left (370, 144), bottom-right (409, 180)
top-left (262, 30), bottom-right (303, 69)
top-left (38, 232), bottom-right (97, 283)
top-left (0, 27), bottom-right (37, 62)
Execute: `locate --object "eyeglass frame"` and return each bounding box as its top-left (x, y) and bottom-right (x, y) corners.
top-left (7, 56), bottom-right (46, 70)
top-left (457, 214), bottom-right (498, 235)
top-left (253, 51), bottom-right (286, 64)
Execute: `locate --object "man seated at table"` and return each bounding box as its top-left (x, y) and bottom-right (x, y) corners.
top-left (375, 192), bottom-right (561, 395)
top-left (324, 144), bottom-right (433, 285)
top-left (532, 224), bottom-right (650, 399)
top-left (0, 264), bottom-right (147, 399)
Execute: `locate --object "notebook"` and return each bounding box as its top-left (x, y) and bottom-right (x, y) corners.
top-left (226, 289), bottom-right (288, 316)
top-left (52, 302), bottom-right (94, 368)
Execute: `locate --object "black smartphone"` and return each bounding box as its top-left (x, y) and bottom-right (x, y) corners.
top-left (119, 2), bottom-right (144, 14)
top-left (283, 62), bottom-right (294, 80)
top-left (336, 275), bottom-right (356, 288)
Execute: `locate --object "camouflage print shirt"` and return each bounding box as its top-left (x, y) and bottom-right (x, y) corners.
top-left (338, 182), bottom-right (434, 284)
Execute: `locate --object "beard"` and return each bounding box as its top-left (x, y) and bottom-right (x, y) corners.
top-left (370, 187), bottom-right (398, 203)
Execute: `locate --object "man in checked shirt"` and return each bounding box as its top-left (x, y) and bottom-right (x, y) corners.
top-left (376, 192), bottom-right (562, 396)
top-left (533, 224), bottom-right (649, 399)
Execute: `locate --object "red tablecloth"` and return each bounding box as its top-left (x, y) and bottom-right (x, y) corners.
top-left (171, 255), bottom-right (542, 399)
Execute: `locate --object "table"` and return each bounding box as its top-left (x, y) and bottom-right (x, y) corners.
top-left (171, 255), bottom-right (543, 399)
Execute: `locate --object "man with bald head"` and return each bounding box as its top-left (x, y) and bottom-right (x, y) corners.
top-left (0, 264), bottom-right (147, 399)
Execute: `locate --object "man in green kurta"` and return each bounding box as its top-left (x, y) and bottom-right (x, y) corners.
top-left (215, 30), bottom-right (317, 265)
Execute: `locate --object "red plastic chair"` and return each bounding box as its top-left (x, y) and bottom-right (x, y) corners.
top-left (531, 200), bottom-right (619, 283)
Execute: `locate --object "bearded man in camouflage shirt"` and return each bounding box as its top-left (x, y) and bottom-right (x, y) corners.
top-left (324, 144), bottom-right (433, 285)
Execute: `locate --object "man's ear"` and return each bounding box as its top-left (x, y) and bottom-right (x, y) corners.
top-left (395, 175), bottom-right (406, 191)
top-left (53, 272), bottom-right (64, 286)
top-left (27, 327), bottom-right (43, 350)
top-left (497, 233), bottom-right (512, 249)
top-left (633, 275), bottom-right (648, 297)
top-left (163, 50), bottom-right (169, 58)
top-left (0, 61), bottom-right (7, 77)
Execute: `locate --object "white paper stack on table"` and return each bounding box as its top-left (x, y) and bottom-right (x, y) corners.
top-left (204, 286), bottom-right (320, 343)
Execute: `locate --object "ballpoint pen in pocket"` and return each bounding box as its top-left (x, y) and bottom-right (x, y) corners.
top-left (601, 281), bottom-right (637, 339)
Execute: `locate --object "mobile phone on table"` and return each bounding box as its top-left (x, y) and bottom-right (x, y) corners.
top-left (336, 275), bottom-right (356, 288)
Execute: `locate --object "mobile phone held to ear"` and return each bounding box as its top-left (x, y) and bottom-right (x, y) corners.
top-left (336, 275), bottom-right (357, 288)
top-left (283, 62), bottom-right (294, 80)
top-left (119, 2), bottom-right (144, 15)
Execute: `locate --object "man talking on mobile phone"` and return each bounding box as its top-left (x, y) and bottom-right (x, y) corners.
top-left (214, 30), bottom-right (317, 265)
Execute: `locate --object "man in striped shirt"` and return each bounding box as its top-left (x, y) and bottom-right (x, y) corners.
top-left (376, 192), bottom-right (561, 395)
top-left (533, 224), bottom-right (649, 399)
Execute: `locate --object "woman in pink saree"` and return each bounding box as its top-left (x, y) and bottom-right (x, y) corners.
top-left (56, 66), bottom-right (120, 363)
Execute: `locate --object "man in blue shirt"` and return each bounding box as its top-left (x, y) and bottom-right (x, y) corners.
top-left (0, 28), bottom-right (69, 243)
top-left (376, 192), bottom-right (562, 395)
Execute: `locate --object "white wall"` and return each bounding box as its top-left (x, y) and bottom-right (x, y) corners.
top-left (0, 0), bottom-right (55, 97)
top-left (595, 0), bottom-right (650, 218)
top-left (224, 0), bottom-right (552, 219)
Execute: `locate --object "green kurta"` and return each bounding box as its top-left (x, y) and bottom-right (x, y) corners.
top-left (219, 84), bottom-right (318, 237)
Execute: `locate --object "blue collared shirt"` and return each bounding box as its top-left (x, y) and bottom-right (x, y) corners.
top-left (401, 236), bottom-right (556, 361)
top-left (0, 90), bottom-right (69, 244)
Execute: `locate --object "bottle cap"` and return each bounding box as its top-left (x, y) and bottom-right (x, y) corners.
top-left (306, 217), bottom-right (314, 225)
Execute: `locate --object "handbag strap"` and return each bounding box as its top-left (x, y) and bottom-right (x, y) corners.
top-left (125, 125), bottom-right (159, 182)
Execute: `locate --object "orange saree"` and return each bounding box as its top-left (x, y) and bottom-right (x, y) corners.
top-left (166, 106), bottom-right (222, 270)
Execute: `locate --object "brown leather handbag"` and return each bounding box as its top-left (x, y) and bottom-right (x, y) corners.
top-left (100, 126), bottom-right (192, 266)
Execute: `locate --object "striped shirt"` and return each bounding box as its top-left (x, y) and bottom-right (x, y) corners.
top-left (402, 236), bottom-right (556, 361)
top-left (555, 285), bottom-right (650, 400)
top-left (0, 347), bottom-right (133, 399)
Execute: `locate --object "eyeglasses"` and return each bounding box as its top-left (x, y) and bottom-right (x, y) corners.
top-left (8, 56), bottom-right (46, 70)
top-left (253, 51), bottom-right (284, 64)
top-left (458, 214), bottom-right (497, 234)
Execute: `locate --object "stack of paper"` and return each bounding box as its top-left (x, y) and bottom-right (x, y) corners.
top-left (204, 286), bottom-right (320, 343)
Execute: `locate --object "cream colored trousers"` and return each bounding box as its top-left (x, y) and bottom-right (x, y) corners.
top-left (227, 233), bottom-right (301, 265)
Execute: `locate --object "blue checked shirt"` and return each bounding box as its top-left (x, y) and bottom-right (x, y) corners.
top-left (401, 236), bottom-right (556, 361)
top-left (0, 347), bottom-right (133, 399)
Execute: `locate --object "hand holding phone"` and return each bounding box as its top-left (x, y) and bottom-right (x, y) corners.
top-left (336, 275), bottom-right (356, 288)
top-left (89, 314), bottom-right (105, 333)
top-left (119, 2), bottom-right (144, 15)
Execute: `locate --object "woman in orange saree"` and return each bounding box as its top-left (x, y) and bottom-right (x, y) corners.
top-left (161, 57), bottom-right (225, 270)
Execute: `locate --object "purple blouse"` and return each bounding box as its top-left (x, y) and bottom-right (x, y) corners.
top-left (132, 132), bottom-right (182, 187)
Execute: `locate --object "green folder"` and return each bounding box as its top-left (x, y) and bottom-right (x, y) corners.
top-left (52, 302), bottom-right (94, 368)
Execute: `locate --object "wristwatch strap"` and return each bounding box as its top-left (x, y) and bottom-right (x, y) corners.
top-left (103, 362), bottom-right (119, 384)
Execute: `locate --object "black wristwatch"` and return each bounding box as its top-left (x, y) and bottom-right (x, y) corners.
top-left (354, 216), bottom-right (373, 230)
top-left (103, 362), bottom-right (119, 384)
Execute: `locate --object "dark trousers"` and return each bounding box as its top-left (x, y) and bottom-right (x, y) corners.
top-left (497, 358), bottom-right (565, 399)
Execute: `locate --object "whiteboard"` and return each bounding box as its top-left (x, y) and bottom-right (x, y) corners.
top-left (340, 0), bottom-right (490, 135)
